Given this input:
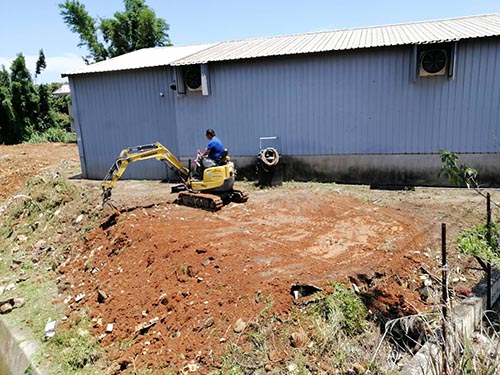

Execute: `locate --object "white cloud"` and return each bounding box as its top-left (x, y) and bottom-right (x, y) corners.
top-left (0, 53), bottom-right (85, 84)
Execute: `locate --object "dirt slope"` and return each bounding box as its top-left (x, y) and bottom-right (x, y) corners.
top-left (0, 143), bottom-right (80, 201)
top-left (1, 143), bottom-right (497, 374)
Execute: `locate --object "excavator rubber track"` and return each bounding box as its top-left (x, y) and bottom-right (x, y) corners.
top-left (229, 189), bottom-right (249, 203)
top-left (177, 191), bottom-right (224, 211)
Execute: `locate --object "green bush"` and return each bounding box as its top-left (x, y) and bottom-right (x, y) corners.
top-left (27, 127), bottom-right (77, 143)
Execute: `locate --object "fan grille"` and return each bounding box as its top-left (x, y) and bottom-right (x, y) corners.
top-left (421, 49), bottom-right (447, 74)
top-left (185, 66), bottom-right (202, 90)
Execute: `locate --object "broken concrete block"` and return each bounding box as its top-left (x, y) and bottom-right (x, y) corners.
top-left (106, 323), bottom-right (113, 333)
top-left (17, 235), bottom-right (28, 243)
top-left (233, 318), bottom-right (246, 333)
top-left (45, 320), bottom-right (56, 339)
top-left (0, 302), bottom-right (13, 314)
top-left (13, 297), bottom-right (25, 308)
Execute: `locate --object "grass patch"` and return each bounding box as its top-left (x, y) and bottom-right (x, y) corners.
top-left (42, 315), bottom-right (103, 374)
top-left (1, 173), bottom-right (77, 236)
top-left (311, 282), bottom-right (368, 334)
top-left (0, 170), bottom-right (104, 374)
top-left (217, 282), bottom-right (387, 375)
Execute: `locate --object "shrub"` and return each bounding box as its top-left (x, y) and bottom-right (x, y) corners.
top-left (27, 127), bottom-right (77, 143)
top-left (312, 282), bottom-right (368, 334)
top-left (457, 224), bottom-right (499, 263)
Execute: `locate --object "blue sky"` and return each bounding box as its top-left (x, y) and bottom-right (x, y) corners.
top-left (1, 0), bottom-right (500, 83)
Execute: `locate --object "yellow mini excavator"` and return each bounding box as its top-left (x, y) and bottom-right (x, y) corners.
top-left (101, 142), bottom-right (248, 211)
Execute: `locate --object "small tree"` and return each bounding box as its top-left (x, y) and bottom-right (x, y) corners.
top-left (438, 149), bottom-right (478, 188)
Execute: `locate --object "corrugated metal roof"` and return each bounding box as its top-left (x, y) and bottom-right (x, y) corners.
top-left (52, 83), bottom-right (70, 96)
top-left (172, 13), bottom-right (500, 65)
top-left (64, 14), bottom-right (500, 76)
top-left (62, 44), bottom-right (213, 76)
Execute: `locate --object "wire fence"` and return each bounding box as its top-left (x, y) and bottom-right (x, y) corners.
top-left (374, 187), bottom-right (500, 375)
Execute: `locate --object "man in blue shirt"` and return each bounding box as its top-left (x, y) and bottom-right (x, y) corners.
top-left (202, 128), bottom-right (224, 161)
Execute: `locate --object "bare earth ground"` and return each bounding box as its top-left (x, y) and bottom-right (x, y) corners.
top-left (1, 143), bottom-right (499, 373)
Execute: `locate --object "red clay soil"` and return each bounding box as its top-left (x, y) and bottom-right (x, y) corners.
top-left (61, 186), bottom-right (431, 373)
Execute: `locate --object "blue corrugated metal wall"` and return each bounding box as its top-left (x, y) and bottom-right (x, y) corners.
top-left (175, 38), bottom-right (500, 157)
top-left (70, 38), bottom-right (500, 180)
top-left (70, 68), bottom-right (178, 179)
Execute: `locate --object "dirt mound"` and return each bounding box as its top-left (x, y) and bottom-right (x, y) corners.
top-left (61, 186), bottom-right (432, 372)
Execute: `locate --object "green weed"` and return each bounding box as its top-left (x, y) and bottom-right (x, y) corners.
top-left (47, 325), bottom-right (102, 372)
top-left (312, 282), bottom-right (368, 334)
top-left (457, 224), bottom-right (499, 264)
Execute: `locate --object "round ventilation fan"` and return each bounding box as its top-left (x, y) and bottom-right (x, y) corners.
top-left (184, 67), bottom-right (202, 91)
top-left (421, 49), bottom-right (447, 74)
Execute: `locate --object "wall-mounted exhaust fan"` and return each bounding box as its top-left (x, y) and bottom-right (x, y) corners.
top-left (419, 49), bottom-right (448, 77)
top-left (184, 66), bottom-right (202, 91)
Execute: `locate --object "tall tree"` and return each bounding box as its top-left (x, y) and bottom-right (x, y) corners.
top-left (59, 0), bottom-right (107, 63)
top-left (9, 54), bottom-right (39, 143)
top-left (37, 84), bottom-right (55, 132)
top-left (59, 0), bottom-right (171, 63)
top-left (35, 49), bottom-right (47, 77)
top-left (0, 66), bottom-right (15, 144)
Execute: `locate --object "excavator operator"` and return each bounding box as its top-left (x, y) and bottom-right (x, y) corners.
top-left (202, 128), bottom-right (224, 162)
top-left (199, 128), bottom-right (225, 171)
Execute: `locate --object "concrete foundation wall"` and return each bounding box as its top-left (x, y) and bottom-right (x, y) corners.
top-left (0, 318), bottom-right (42, 375)
top-left (232, 153), bottom-right (500, 187)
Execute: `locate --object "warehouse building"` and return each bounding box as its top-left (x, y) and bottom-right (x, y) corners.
top-left (63, 14), bottom-right (500, 186)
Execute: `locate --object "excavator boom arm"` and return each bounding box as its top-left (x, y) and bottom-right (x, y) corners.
top-left (102, 142), bottom-right (190, 203)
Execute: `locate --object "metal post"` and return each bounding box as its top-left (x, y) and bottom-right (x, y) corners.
top-left (486, 193), bottom-right (492, 310)
top-left (441, 223), bottom-right (448, 375)
top-left (487, 192), bottom-right (492, 246)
